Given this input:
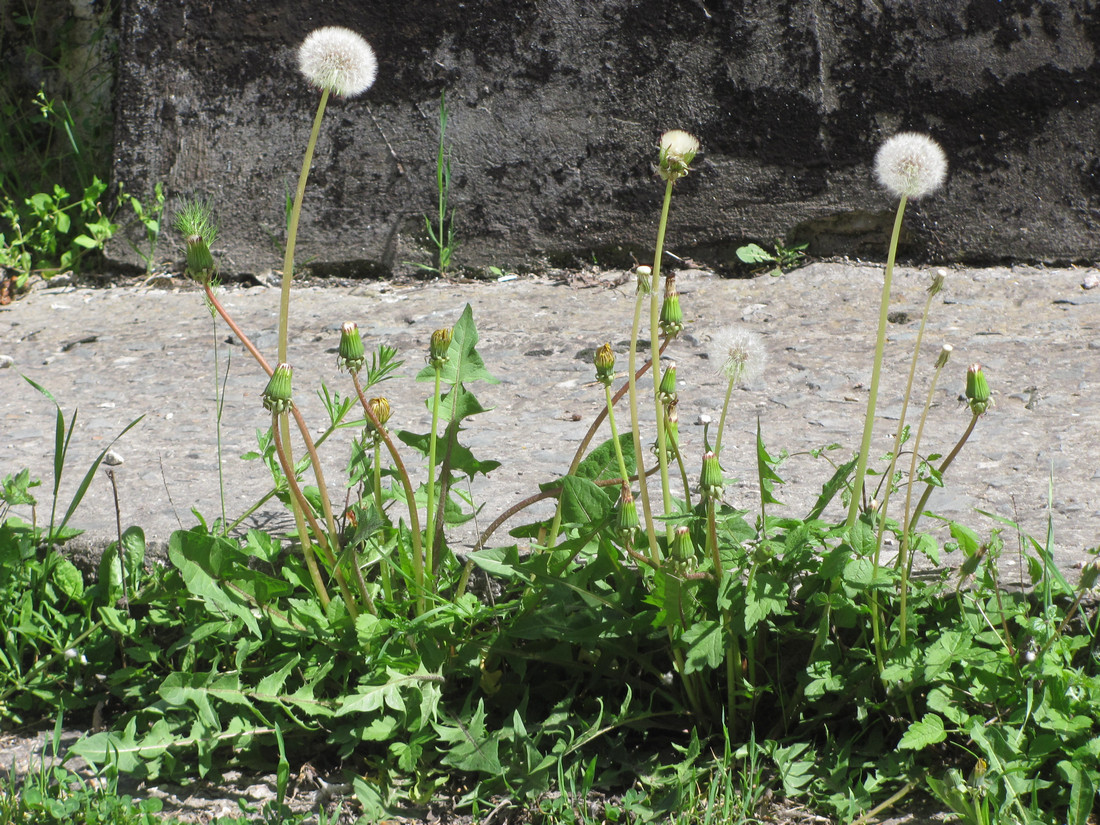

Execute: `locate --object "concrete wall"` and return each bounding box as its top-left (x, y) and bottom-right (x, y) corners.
top-left (106, 0), bottom-right (1100, 275)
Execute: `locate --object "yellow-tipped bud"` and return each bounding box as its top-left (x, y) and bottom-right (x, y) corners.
top-left (338, 321), bottom-right (366, 373)
top-left (367, 396), bottom-right (391, 428)
top-left (594, 342), bottom-right (616, 386)
top-left (965, 363), bottom-right (991, 415)
top-left (262, 363), bottom-right (294, 414)
top-left (430, 327), bottom-right (453, 368)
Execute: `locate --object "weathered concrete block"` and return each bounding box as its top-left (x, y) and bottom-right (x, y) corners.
top-left (108, 0), bottom-right (1100, 274)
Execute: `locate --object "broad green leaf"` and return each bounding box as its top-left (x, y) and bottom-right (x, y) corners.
top-left (575, 434), bottom-right (636, 482)
top-left (806, 458), bottom-right (857, 521)
top-left (335, 669), bottom-right (423, 717)
top-left (557, 475), bottom-right (613, 525)
top-left (52, 556), bottom-right (84, 601)
top-left (736, 243), bottom-right (775, 264)
top-left (168, 529), bottom-right (261, 637)
top-left (435, 700), bottom-right (502, 775)
top-left (741, 571), bottom-right (788, 631)
top-left (396, 429), bottom-right (501, 478)
top-left (682, 619), bottom-right (724, 673)
top-left (415, 304), bottom-right (499, 385)
top-left (898, 713), bottom-right (946, 750)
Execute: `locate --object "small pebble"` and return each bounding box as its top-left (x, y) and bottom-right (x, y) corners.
top-left (1084, 272), bottom-right (1100, 289)
top-left (0, 355), bottom-right (13, 368)
top-left (104, 450), bottom-right (125, 466)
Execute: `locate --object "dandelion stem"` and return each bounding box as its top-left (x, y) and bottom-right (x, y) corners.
top-left (846, 195), bottom-right (908, 529)
top-left (650, 184), bottom-right (676, 545)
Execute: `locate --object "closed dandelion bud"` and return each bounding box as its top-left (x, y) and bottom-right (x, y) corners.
top-left (965, 363), bottom-right (991, 415)
top-left (367, 396), bottom-right (391, 428)
top-left (700, 451), bottom-right (723, 501)
top-left (658, 362), bottom-right (678, 406)
top-left (262, 363), bottom-right (294, 414)
top-left (658, 129), bottom-right (700, 182)
top-left (617, 486), bottom-right (639, 541)
top-left (671, 525), bottom-right (695, 563)
top-left (594, 342), bottom-right (616, 386)
top-left (429, 327), bottom-right (453, 368)
top-left (337, 321), bottom-right (366, 373)
top-left (659, 280), bottom-right (683, 337)
top-left (935, 343), bottom-right (953, 369)
top-left (635, 265), bottom-right (652, 295)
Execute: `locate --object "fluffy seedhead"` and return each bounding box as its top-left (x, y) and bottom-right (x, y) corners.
top-left (709, 327), bottom-right (767, 388)
top-left (298, 26), bottom-right (378, 97)
top-left (658, 129), bottom-right (700, 182)
top-left (874, 132), bottom-right (948, 201)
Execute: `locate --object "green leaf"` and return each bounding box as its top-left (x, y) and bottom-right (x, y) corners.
top-left (756, 420), bottom-right (785, 507)
top-left (899, 713), bottom-right (946, 750)
top-left (806, 458), bottom-right (856, 521)
top-left (52, 556), bottom-right (84, 601)
top-left (736, 243), bottom-right (776, 264)
top-left (396, 429), bottom-right (501, 478)
top-left (557, 475), bottom-right (613, 525)
top-left (167, 529), bottom-right (261, 637)
top-left (741, 571), bottom-right (788, 631)
top-left (415, 304), bottom-right (499, 385)
top-left (575, 434), bottom-right (636, 482)
top-left (682, 619), bottom-right (724, 673)
top-left (435, 700), bottom-right (502, 775)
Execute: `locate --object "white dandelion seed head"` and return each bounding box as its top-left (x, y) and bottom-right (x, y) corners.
top-left (298, 26), bottom-right (377, 98)
top-left (874, 132), bottom-right (947, 200)
top-left (709, 326), bottom-right (767, 387)
top-left (660, 129), bottom-right (700, 162)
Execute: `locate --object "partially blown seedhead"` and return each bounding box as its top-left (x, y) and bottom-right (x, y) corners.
top-left (658, 129), bottom-right (700, 182)
top-left (298, 26), bottom-right (377, 98)
top-left (709, 327), bottom-right (767, 388)
top-left (874, 132), bottom-right (948, 201)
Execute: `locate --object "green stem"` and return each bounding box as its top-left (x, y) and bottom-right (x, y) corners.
top-left (352, 371), bottom-right (425, 614)
top-left (908, 413), bottom-right (980, 536)
top-left (846, 196), bottom-right (908, 529)
top-left (372, 442), bottom-right (393, 604)
top-left (209, 302), bottom-right (228, 534)
top-left (278, 88), bottom-right (329, 364)
top-left (714, 375), bottom-right (736, 459)
top-left (426, 367), bottom-right (442, 571)
top-left (898, 355), bottom-right (948, 645)
top-left (650, 186), bottom-right (675, 544)
top-left (604, 384), bottom-right (631, 495)
top-left (627, 278), bottom-right (661, 564)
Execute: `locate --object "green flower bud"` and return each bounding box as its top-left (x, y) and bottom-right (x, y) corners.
top-left (430, 327), bottom-right (453, 369)
top-left (965, 363), bottom-right (991, 415)
top-left (337, 321), bottom-right (366, 373)
top-left (658, 129), bottom-right (700, 183)
top-left (262, 363), bottom-right (294, 414)
top-left (671, 525), bottom-right (695, 563)
top-left (700, 451), bottom-right (723, 501)
top-left (658, 362), bottom-right (678, 407)
top-left (594, 342), bottom-right (616, 387)
top-left (635, 265), bottom-right (652, 295)
top-left (659, 278), bottom-right (683, 338)
top-left (617, 486), bottom-right (639, 542)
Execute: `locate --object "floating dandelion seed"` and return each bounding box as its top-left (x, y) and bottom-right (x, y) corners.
top-left (298, 26), bottom-right (377, 98)
top-left (874, 132), bottom-right (948, 201)
top-left (709, 327), bottom-right (767, 387)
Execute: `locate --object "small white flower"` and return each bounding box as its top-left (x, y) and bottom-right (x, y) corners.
top-left (297, 26), bottom-right (377, 98)
top-left (874, 132), bottom-right (947, 200)
top-left (709, 327), bottom-right (767, 387)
